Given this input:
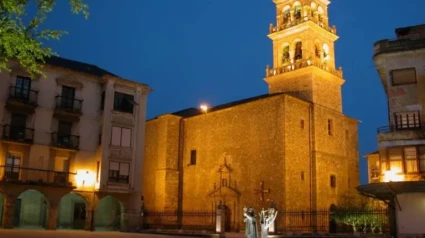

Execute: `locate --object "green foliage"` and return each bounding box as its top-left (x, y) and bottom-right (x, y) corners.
top-left (0, 0), bottom-right (89, 78)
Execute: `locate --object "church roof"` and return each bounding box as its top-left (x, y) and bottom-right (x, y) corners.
top-left (171, 93), bottom-right (285, 118)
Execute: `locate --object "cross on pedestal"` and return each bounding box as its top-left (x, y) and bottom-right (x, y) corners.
top-left (254, 181), bottom-right (270, 201)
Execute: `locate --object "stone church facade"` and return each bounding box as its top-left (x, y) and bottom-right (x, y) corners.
top-left (142, 0), bottom-right (360, 232)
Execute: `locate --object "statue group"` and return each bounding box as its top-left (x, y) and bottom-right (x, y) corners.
top-left (243, 206), bottom-right (278, 238)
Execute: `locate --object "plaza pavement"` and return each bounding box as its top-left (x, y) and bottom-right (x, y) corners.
top-left (0, 230), bottom-right (246, 238)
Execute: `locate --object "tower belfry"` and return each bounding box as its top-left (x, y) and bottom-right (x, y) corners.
top-left (264, 0), bottom-right (345, 112)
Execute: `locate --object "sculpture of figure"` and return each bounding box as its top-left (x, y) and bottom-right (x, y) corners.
top-left (259, 207), bottom-right (278, 238)
top-left (243, 206), bottom-right (258, 238)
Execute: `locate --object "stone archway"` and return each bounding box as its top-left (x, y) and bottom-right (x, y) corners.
top-left (57, 192), bottom-right (87, 230)
top-left (14, 189), bottom-right (49, 229)
top-left (94, 195), bottom-right (123, 231)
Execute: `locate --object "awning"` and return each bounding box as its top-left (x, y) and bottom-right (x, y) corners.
top-left (357, 181), bottom-right (425, 202)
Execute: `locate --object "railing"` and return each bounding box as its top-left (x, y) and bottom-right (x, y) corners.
top-left (377, 123), bottom-right (425, 133)
top-left (8, 86), bottom-right (38, 106)
top-left (2, 125), bottom-right (34, 143)
top-left (269, 16), bottom-right (337, 35)
top-left (51, 133), bottom-right (80, 150)
top-left (0, 165), bottom-right (76, 187)
top-left (265, 59), bottom-right (343, 78)
top-left (275, 209), bottom-right (389, 234)
top-left (374, 38), bottom-right (425, 57)
top-left (55, 95), bottom-right (83, 114)
top-left (143, 210), bottom-right (216, 231)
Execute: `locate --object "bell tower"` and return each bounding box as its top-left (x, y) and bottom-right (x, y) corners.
top-left (265, 0), bottom-right (344, 112)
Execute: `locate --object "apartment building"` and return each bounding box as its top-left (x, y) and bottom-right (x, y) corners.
top-left (0, 56), bottom-right (150, 231)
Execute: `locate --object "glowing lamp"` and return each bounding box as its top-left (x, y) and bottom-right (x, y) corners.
top-left (75, 170), bottom-right (96, 188)
top-left (200, 104), bottom-right (209, 113)
top-left (383, 168), bottom-right (405, 182)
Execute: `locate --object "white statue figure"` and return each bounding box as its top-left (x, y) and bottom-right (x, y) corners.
top-left (259, 207), bottom-right (278, 238)
top-left (243, 206), bottom-right (258, 238)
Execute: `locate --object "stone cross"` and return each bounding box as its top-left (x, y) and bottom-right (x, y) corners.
top-left (254, 181), bottom-right (270, 201)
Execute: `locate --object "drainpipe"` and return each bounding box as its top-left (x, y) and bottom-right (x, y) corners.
top-left (177, 118), bottom-right (185, 229)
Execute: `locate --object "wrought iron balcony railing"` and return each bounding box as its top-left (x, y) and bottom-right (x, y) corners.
top-left (0, 165), bottom-right (76, 187)
top-left (51, 133), bottom-right (80, 150)
top-left (377, 123), bottom-right (425, 133)
top-left (55, 95), bottom-right (83, 114)
top-left (2, 125), bottom-right (34, 143)
top-left (8, 86), bottom-right (38, 106)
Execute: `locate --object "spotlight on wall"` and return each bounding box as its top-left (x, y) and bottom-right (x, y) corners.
top-left (200, 104), bottom-right (209, 113)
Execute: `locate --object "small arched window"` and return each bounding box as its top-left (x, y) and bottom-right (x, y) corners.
top-left (294, 3), bottom-right (302, 20)
top-left (282, 44), bottom-right (290, 64)
top-left (323, 43), bottom-right (329, 61)
top-left (283, 6), bottom-right (291, 24)
top-left (295, 41), bottom-right (303, 60)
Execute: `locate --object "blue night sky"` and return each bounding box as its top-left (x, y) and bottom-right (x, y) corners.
top-left (43, 0), bottom-right (425, 185)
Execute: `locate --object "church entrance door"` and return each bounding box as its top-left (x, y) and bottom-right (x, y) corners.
top-left (224, 205), bottom-right (231, 232)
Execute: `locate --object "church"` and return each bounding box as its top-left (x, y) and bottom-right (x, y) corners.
top-left (142, 0), bottom-right (359, 232)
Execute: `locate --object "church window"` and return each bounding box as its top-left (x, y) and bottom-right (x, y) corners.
top-left (190, 150), bottom-right (197, 165)
top-left (327, 119), bottom-right (333, 135)
top-left (315, 45), bottom-right (320, 58)
top-left (111, 126), bottom-right (132, 148)
top-left (108, 161), bottom-right (130, 184)
top-left (114, 91), bottom-right (135, 114)
top-left (294, 4), bottom-right (302, 19)
top-left (391, 68), bottom-right (417, 86)
top-left (322, 43), bottom-right (329, 61)
top-left (282, 45), bottom-right (290, 64)
top-left (283, 7), bottom-right (291, 24)
top-left (301, 171), bottom-right (305, 180)
top-left (330, 175), bottom-right (336, 188)
top-left (295, 42), bottom-right (303, 60)
top-left (300, 120), bottom-right (305, 129)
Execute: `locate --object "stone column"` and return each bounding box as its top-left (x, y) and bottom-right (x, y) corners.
top-left (2, 195), bottom-right (15, 229)
top-left (46, 203), bottom-right (58, 230)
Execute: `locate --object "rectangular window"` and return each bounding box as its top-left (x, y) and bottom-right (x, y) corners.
top-left (14, 76), bottom-right (31, 99)
top-left (301, 171), bottom-right (305, 181)
top-left (388, 147), bottom-right (403, 172)
top-left (419, 146), bottom-right (425, 173)
top-left (111, 126), bottom-right (132, 148)
top-left (394, 111), bottom-right (420, 129)
top-left (391, 68), bottom-right (417, 86)
top-left (190, 150), bottom-right (197, 165)
top-left (100, 91), bottom-right (105, 110)
top-left (327, 119), bottom-right (333, 135)
top-left (330, 175), bottom-right (336, 188)
top-left (108, 161), bottom-right (130, 184)
top-left (113, 92), bottom-right (134, 114)
top-left (300, 120), bottom-right (305, 129)
top-left (60, 86), bottom-right (76, 109)
top-left (5, 154), bottom-right (21, 180)
top-left (404, 147), bottom-right (418, 173)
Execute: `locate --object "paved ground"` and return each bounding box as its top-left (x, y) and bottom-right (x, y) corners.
top-left (0, 229), bottom-right (207, 238)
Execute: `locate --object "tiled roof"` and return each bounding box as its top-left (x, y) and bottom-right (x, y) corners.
top-left (45, 56), bottom-right (118, 77)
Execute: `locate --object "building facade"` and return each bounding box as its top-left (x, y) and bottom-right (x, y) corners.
top-left (365, 24), bottom-right (425, 183)
top-left (142, 0), bottom-right (360, 232)
top-left (0, 56), bottom-right (151, 231)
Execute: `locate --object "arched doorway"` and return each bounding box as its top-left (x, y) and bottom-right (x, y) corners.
top-left (224, 205), bottom-right (231, 232)
top-left (57, 193), bottom-right (87, 230)
top-left (14, 189), bottom-right (48, 229)
top-left (94, 195), bottom-right (123, 231)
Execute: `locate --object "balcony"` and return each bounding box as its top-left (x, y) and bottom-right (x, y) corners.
top-left (265, 59), bottom-right (343, 78)
top-left (51, 133), bottom-right (80, 151)
top-left (377, 124), bottom-right (425, 143)
top-left (5, 86), bottom-right (38, 114)
top-left (269, 16), bottom-right (337, 35)
top-left (2, 125), bottom-right (34, 144)
top-left (0, 165), bottom-right (76, 188)
top-left (374, 38), bottom-right (425, 58)
top-left (53, 96), bottom-right (83, 121)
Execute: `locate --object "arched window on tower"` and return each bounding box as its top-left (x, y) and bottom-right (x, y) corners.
top-left (295, 41), bottom-right (303, 60)
top-left (315, 44), bottom-right (320, 59)
top-left (323, 43), bottom-right (329, 62)
top-left (318, 6), bottom-right (324, 25)
top-left (282, 45), bottom-right (290, 64)
top-left (294, 4), bottom-right (302, 20)
top-left (310, 2), bottom-right (317, 18)
top-left (283, 6), bottom-right (291, 24)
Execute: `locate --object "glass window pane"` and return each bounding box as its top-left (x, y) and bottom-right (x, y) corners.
top-left (405, 160), bottom-right (418, 173)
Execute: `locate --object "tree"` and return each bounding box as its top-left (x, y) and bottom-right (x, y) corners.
top-left (0, 0), bottom-right (89, 78)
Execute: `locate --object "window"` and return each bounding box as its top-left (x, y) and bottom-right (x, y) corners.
top-left (330, 175), bottom-right (336, 188)
top-left (395, 111), bottom-right (420, 129)
top-left (108, 161), bottom-right (130, 183)
top-left (190, 150), bottom-right (197, 165)
top-left (301, 171), bottom-right (305, 181)
top-left (419, 146), bottom-right (425, 173)
top-left (113, 92), bottom-right (134, 114)
top-left (404, 147), bottom-right (418, 173)
top-left (300, 120), bottom-right (305, 129)
top-left (5, 154), bottom-right (21, 180)
top-left (295, 41), bottom-right (303, 60)
top-left (15, 76), bottom-right (31, 99)
top-left (327, 119), bottom-right (333, 135)
top-left (391, 68), bottom-right (416, 86)
top-left (111, 126), bottom-right (132, 147)
top-left (60, 86), bottom-right (75, 109)
top-left (294, 5), bottom-right (302, 19)
top-left (100, 91), bottom-right (105, 110)
top-left (388, 147), bottom-right (403, 171)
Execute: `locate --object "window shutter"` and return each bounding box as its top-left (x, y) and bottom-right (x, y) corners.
top-left (392, 68), bottom-right (416, 85)
top-left (120, 163), bottom-right (130, 176)
top-left (111, 126), bottom-right (122, 146)
top-left (121, 128), bottom-right (132, 147)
